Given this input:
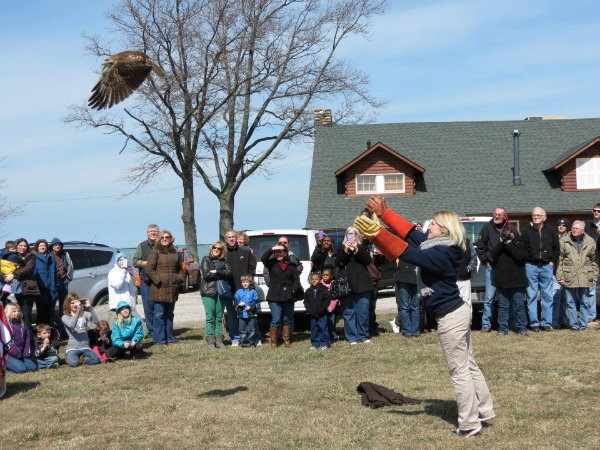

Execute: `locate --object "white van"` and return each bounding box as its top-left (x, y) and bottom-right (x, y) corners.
top-left (245, 229), bottom-right (319, 315)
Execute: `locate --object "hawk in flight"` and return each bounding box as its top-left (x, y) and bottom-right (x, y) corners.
top-left (88, 51), bottom-right (165, 110)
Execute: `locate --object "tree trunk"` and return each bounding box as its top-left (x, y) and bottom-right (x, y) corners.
top-left (218, 193), bottom-right (235, 240)
top-left (181, 172), bottom-right (198, 255)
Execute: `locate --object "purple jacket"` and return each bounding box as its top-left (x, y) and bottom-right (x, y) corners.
top-left (8, 318), bottom-right (32, 359)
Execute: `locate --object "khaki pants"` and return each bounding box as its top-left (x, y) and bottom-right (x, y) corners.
top-left (437, 301), bottom-right (494, 430)
top-left (456, 279), bottom-right (472, 312)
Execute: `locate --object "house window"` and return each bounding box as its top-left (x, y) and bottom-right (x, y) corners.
top-left (576, 158), bottom-right (600, 189)
top-left (356, 173), bottom-right (405, 194)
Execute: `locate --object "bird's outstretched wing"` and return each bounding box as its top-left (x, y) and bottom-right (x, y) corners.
top-left (88, 51), bottom-right (163, 110)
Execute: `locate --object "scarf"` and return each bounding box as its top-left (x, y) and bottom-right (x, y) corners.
top-left (278, 261), bottom-right (289, 271)
top-left (415, 237), bottom-right (454, 298)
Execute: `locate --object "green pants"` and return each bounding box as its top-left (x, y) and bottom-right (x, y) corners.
top-left (202, 294), bottom-right (226, 335)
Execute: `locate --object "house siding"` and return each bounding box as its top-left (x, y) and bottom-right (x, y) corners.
top-left (344, 149), bottom-right (416, 197)
top-left (561, 141), bottom-right (600, 192)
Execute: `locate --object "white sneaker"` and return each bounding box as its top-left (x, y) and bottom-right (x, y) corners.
top-left (231, 341), bottom-right (240, 347)
top-left (310, 346), bottom-right (318, 351)
top-left (362, 339), bottom-right (371, 344)
top-left (349, 342), bottom-right (357, 346)
top-left (320, 346), bottom-right (329, 351)
top-left (256, 341), bottom-right (262, 347)
top-left (389, 318), bottom-right (400, 334)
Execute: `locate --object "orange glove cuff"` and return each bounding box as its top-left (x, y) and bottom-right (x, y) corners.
top-left (371, 227), bottom-right (409, 261)
top-left (381, 208), bottom-right (415, 239)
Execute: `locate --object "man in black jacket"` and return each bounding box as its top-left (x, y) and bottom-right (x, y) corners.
top-left (132, 223), bottom-right (159, 337)
top-left (225, 230), bottom-right (257, 346)
top-left (521, 207), bottom-right (560, 332)
top-left (476, 207), bottom-right (508, 332)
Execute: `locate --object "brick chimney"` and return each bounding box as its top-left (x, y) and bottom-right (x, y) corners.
top-left (314, 108), bottom-right (332, 131)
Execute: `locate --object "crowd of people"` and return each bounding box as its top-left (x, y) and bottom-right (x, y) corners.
top-left (2, 201), bottom-right (600, 437)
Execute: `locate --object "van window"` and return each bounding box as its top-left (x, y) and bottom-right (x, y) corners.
top-left (463, 223), bottom-right (486, 245)
top-left (87, 250), bottom-right (114, 267)
top-left (248, 235), bottom-right (310, 261)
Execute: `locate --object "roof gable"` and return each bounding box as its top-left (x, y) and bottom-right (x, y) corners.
top-left (543, 136), bottom-right (600, 172)
top-left (334, 142), bottom-right (425, 176)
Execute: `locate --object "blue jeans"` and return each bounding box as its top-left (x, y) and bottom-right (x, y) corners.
top-left (525, 263), bottom-right (554, 328)
top-left (36, 355), bottom-right (59, 369)
top-left (497, 288), bottom-right (527, 333)
top-left (269, 301), bottom-right (293, 329)
top-left (239, 317), bottom-right (256, 347)
top-left (65, 349), bottom-right (100, 367)
top-left (396, 281), bottom-right (420, 337)
top-left (341, 292), bottom-right (370, 343)
top-left (481, 265), bottom-right (496, 329)
top-left (564, 287), bottom-right (590, 330)
top-left (225, 297), bottom-right (240, 343)
top-left (328, 312), bottom-right (338, 341)
top-left (551, 276), bottom-right (568, 327)
top-left (153, 302), bottom-right (176, 344)
top-left (585, 278), bottom-right (598, 320)
top-left (310, 315), bottom-right (330, 347)
top-left (6, 356), bottom-right (38, 373)
top-left (139, 282), bottom-right (154, 335)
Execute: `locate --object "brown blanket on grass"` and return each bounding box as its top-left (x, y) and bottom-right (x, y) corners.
top-left (356, 382), bottom-right (421, 409)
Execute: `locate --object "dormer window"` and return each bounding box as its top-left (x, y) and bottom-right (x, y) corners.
top-left (576, 157), bottom-right (600, 189)
top-left (356, 173), bottom-right (405, 194)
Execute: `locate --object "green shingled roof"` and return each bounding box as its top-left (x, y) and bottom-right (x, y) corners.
top-left (306, 118), bottom-right (600, 229)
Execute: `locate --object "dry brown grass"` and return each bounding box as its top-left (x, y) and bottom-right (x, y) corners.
top-left (2, 316), bottom-right (600, 449)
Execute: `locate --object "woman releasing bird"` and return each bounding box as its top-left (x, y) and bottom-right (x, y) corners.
top-left (88, 51), bottom-right (165, 110)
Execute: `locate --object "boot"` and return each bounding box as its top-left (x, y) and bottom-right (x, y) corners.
top-left (214, 334), bottom-right (226, 349)
top-left (269, 328), bottom-right (278, 348)
top-left (206, 335), bottom-right (216, 350)
top-left (283, 325), bottom-right (292, 348)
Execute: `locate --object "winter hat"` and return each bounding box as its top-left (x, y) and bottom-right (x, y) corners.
top-left (116, 300), bottom-right (131, 313)
top-left (114, 252), bottom-right (127, 267)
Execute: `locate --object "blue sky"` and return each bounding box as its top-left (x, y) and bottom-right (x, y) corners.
top-left (1, 0), bottom-right (599, 248)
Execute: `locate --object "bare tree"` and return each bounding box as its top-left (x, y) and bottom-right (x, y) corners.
top-left (64, 0), bottom-right (386, 248)
top-left (0, 158), bottom-right (23, 237)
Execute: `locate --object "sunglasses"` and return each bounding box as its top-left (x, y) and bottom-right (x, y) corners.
top-left (212, 246), bottom-right (222, 250)
top-left (160, 235), bottom-right (171, 240)
top-left (594, 210), bottom-right (600, 213)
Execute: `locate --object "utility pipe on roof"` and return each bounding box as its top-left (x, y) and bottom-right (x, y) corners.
top-left (513, 130), bottom-right (521, 186)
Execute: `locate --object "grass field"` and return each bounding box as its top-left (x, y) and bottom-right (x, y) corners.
top-left (2, 315), bottom-right (600, 449)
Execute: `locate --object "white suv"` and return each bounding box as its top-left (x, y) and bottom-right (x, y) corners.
top-left (245, 229), bottom-right (319, 315)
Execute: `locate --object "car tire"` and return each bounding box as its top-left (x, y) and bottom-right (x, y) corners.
top-left (181, 273), bottom-right (189, 293)
top-left (93, 292), bottom-right (109, 307)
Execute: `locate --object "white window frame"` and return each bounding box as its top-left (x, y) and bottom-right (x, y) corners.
top-left (355, 173), bottom-right (405, 194)
top-left (576, 157), bottom-right (600, 189)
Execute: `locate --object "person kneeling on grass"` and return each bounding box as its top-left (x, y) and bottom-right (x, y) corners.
top-left (106, 301), bottom-right (144, 360)
top-left (304, 272), bottom-right (332, 350)
top-left (4, 303), bottom-right (37, 373)
top-left (61, 293), bottom-right (101, 367)
top-left (88, 320), bottom-right (113, 362)
top-left (34, 323), bottom-right (60, 369)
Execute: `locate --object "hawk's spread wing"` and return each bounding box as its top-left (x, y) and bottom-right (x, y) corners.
top-left (88, 51), bottom-right (163, 110)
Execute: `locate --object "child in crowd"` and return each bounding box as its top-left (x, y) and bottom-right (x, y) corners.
top-left (61, 293), bottom-right (101, 367)
top-left (321, 268), bottom-right (339, 342)
top-left (304, 272), bottom-right (332, 350)
top-left (88, 320), bottom-right (113, 362)
top-left (4, 303), bottom-right (37, 373)
top-left (33, 323), bottom-right (60, 369)
top-left (1, 241), bottom-right (21, 303)
top-left (235, 275), bottom-right (258, 347)
top-left (106, 301), bottom-right (144, 359)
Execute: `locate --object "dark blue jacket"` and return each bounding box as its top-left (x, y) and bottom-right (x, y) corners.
top-left (35, 252), bottom-right (56, 294)
top-left (399, 230), bottom-right (464, 318)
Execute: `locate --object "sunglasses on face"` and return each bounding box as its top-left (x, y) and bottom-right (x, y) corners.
top-left (594, 210), bottom-right (600, 213)
top-left (160, 236), bottom-right (171, 240)
top-left (212, 246), bottom-right (222, 250)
